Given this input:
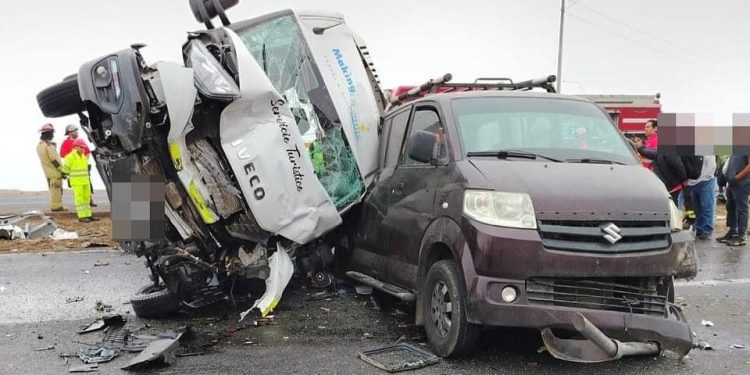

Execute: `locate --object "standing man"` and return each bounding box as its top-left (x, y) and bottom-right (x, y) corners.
top-left (62, 139), bottom-right (96, 223)
top-left (718, 154), bottom-right (750, 246)
top-left (36, 123), bottom-right (66, 212)
top-left (631, 120), bottom-right (659, 169)
top-left (635, 145), bottom-right (686, 203)
top-left (60, 124), bottom-right (97, 207)
top-left (687, 156), bottom-right (717, 240)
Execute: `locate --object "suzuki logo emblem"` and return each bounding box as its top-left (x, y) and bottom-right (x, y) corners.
top-left (601, 223), bottom-right (622, 244)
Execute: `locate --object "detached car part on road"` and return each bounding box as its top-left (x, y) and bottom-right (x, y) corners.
top-left (37, 1), bottom-right (385, 320)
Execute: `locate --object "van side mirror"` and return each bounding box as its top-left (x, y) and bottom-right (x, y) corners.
top-left (408, 130), bottom-right (437, 164)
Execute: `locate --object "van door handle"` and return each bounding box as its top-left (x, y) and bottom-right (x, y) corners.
top-left (392, 182), bottom-right (405, 195)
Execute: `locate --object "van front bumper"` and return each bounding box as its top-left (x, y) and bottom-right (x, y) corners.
top-left (466, 275), bottom-right (694, 357)
top-left (460, 219), bottom-right (694, 357)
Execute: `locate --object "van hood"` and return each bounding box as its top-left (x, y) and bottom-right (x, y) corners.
top-left (467, 159), bottom-right (671, 222)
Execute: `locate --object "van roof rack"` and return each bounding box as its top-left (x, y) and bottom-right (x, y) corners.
top-left (390, 73), bottom-right (557, 107)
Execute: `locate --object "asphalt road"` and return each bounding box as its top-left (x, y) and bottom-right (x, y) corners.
top-left (0, 242), bottom-right (748, 374)
top-left (0, 190), bottom-right (109, 214)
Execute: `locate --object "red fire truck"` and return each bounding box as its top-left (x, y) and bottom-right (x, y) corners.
top-left (581, 93), bottom-right (661, 139)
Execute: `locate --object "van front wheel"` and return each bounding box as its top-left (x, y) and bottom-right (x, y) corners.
top-left (421, 260), bottom-right (480, 357)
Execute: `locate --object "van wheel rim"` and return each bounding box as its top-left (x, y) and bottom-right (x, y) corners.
top-left (430, 281), bottom-right (453, 338)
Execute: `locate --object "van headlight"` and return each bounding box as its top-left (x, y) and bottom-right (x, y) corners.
top-left (186, 40), bottom-right (240, 100)
top-left (463, 190), bottom-right (537, 229)
top-left (668, 199), bottom-right (683, 232)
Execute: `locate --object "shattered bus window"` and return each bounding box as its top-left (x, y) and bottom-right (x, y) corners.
top-left (237, 15), bottom-right (365, 210)
top-left (111, 175), bottom-right (166, 241)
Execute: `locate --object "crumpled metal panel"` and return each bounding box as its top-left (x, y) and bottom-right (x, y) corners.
top-left (219, 28), bottom-right (341, 244)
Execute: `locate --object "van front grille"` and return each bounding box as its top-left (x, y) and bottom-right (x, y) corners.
top-left (538, 220), bottom-right (670, 253)
top-left (526, 278), bottom-right (667, 317)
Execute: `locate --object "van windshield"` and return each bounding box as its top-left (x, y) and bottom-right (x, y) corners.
top-left (452, 97), bottom-right (638, 164)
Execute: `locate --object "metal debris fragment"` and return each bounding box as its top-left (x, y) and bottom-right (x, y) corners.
top-left (78, 347), bottom-right (121, 364)
top-left (94, 300), bottom-right (114, 313)
top-left (358, 343), bottom-right (439, 372)
top-left (78, 314), bottom-right (124, 334)
top-left (68, 364), bottom-right (99, 373)
top-left (695, 341), bottom-right (714, 350)
top-left (94, 260), bottom-right (110, 267)
top-left (701, 320), bottom-right (715, 327)
top-left (121, 335), bottom-right (182, 370)
top-left (730, 344), bottom-right (747, 349)
top-left (34, 344), bottom-right (56, 351)
top-left (239, 244), bottom-right (294, 322)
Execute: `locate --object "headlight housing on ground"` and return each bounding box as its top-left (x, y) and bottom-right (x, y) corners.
top-left (668, 199), bottom-right (682, 232)
top-left (186, 40), bottom-right (240, 100)
top-left (463, 190), bottom-right (537, 229)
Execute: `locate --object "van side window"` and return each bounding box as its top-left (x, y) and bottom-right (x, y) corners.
top-left (403, 107), bottom-right (447, 165)
top-left (384, 109), bottom-right (410, 168)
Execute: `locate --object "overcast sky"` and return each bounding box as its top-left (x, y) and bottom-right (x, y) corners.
top-left (1, 0), bottom-right (747, 190)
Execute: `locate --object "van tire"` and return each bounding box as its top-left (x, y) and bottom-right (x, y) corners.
top-left (36, 77), bottom-right (84, 118)
top-left (130, 284), bottom-right (180, 319)
top-left (421, 260), bottom-right (480, 357)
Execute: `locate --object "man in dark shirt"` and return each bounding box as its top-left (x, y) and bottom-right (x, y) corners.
top-left (717, 154), bottom-right (750, 246)
top-left (636, 146), bottom-right (686, 203)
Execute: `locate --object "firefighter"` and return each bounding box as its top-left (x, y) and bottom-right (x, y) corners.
top-left (36, 123), bottom-right (66, 211)
top-left (60, 124), bottom-right (97, 207)
top-left (62, 138), bottom-right (97, 222)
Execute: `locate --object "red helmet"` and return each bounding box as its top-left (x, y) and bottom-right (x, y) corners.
top-left (38, 123), bottom-right (54, 133)
top-left (73, 138), bottom-right (88, 149)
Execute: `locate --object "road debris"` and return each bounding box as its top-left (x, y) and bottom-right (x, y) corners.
top-left (695, 341), bottom-right (714, 350)
top-left (121, 334), bottom-right (182, 370)
top-left (0, 211), bottom-right (67, 240)
top-left (238, 245), bottom-right (294, 322)
top-left (701, 320), bottom-right (714, 327)
top-left (34, 343), bottom-right (56, 351)
top-left (358, 343), bottom-right (439, 372)
top-left (78, 347), bottom-right (121, 363)
top-left (94, 300), bottom-right (114, 313)
top-left (68, 364), bottom-right (99, 373)
top-left (51, 228), bottom-right (79, 240)
top-left (93, 260), bottom-right (110, 267)
top-left (82, 242), bottom-right (109, 248)
top-left (78, 314), bottom-right (124, 334)
top-left (730, 344), bottom-right (747, 349)
top-left (66, 296), bottom-right (85, 303)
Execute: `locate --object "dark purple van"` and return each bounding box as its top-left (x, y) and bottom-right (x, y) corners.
top-left (346, 84), bottom-right (695, 362)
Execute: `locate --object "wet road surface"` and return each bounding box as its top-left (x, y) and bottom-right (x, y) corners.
top-left (0, 240), bottom-right (748, 374)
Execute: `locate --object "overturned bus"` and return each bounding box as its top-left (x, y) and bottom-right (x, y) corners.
top-left (37, 1), bottom-right (385, 320)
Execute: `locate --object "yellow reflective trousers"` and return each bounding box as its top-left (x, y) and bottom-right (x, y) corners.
top-left (63, 151), bottom-right (92, 219)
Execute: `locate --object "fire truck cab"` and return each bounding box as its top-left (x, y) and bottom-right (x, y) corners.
top-left (581, 93), bottom-right (661, 140)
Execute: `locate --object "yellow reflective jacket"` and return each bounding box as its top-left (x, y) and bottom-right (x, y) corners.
top-left (62, 150), bottom-right (90, 186)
